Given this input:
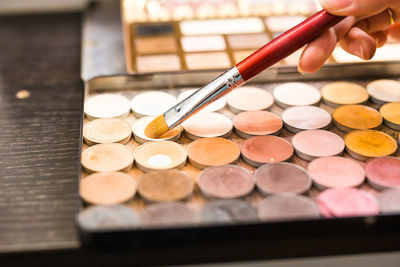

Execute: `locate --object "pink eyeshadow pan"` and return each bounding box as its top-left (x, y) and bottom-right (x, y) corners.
top-left (365, 157), bottom-right (400, 190)
top-left (292, 130), bottom-right (345, 161)
top-left (308, 156), bottom-right (365, 189)
top-left (233, 111), bottom-right (283, 138)
top-left (240, 136), bottom-right (293, 167)
top-left (317, 188), bottom-right (379, 218)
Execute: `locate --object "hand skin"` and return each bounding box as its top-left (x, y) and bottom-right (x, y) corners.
top-left (298, 0), bottom-right (400, 73)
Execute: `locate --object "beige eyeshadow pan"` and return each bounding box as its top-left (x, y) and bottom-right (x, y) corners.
top-left (226, 86), bottom-right (274, 113)
top-left (83, 118), bottom-right (132, 145)
top-left (181, 35), bottom-right (226, 52)
top-left (182, 112), bottom-right (233, 140)
top-left (185, 52), bottom-right (231, 70)
top-left (136, 54), bottom-right (181, 72)
top-left (227, 34), bottom-right (270, 50)
top-left (135, 35), bottom-right (177, 54)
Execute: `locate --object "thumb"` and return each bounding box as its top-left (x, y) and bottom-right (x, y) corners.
top-left (319, 0), bottom-right (390, 17)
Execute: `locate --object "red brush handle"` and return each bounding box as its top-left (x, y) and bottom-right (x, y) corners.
top-left (236, 10), bottom-right (344, 81)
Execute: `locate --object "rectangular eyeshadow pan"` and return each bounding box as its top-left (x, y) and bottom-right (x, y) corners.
top-left (135, 36), bottom-right (177, 54)
top-left (181, 35), bottom-right (226, 52)
top-left (185, 52), bottom-right (231, 70)
top-left (227, 33), bottom-right (270, 50)
top-left (180, 18), bottom-right (265, 35)
top-left (136, 54), bottom-right (181, 72)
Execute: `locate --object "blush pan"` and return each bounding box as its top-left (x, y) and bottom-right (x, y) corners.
top-left (233, 111), bottom-right (283, 138)
top-left (365, 157), bottom-right (400, 190)
top-left (308, 157), bottom-right (365, 189)
top-left (254, 163), bottom-right (311, 195)
top-left (241, 136), bottom-right (293, 167)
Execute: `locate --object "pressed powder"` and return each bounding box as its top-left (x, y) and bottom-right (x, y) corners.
top-left (282, 106), bottom-right (331, 133)
top-left (80, 172), bottom-right (137, 205)
top-left (241, 136), bottom-right (293, 167)
top-left (273, 82), bottom-right (321, 107)
top-left (321, 82), bottom-right (369, 107)
top-left (83, 118), bottom-right (132, 145)
top-left (254, 163), bottom-right (311, 195)
top-left (182, 112), bottom-right (233, 140)
top-left (130, 91), bottom-right (177, 117)
top-left (178, 89), bottom-right (226, 112)
top-left (187, 137), bottom-right (240, 169)
top-left (201, 199), bottom-right (258, 224)
top-left (367, 79), bottom-right (400, 104)
top-left (365, 157), bottom-right (400, 190)
top-left (81, 143), bottom-right (134, 173)
top-left (132, 116), bottom-right (182, 143)
top-left (377, 189), bottom-right (400, 214)
top-left (136, 54), bottom-right (181, 72)
top-left (233, 111), bottom-right (282, 138)
top-left (292, 130), bottom-right (345, 161)
top-left (226, 86), bottom-right (274, 113)
top-left (137, 170), bottom-right (194, 202)
top-left (197, 165), bottom-right (254, 199)
top-left (134, 141), bottom-right (187, 172)
top-left (185, 52), bottom-right (231, 70)
top-left (77, 205), bottom-right (140, 231)
top-left (227, 33), bottom-right (270, 49)
top-left (258, 194), bottom-right (319, 221)
top-left (135, 36), bottom-right (177, 54)
top-left (140, 202), bottom-right (198, 227)
top-left (380, 102), bottom-right (400, 130)
top-left (84, 94), bottom-right (131, 120)
top-left (317, 188), bottom-right (379, 218)
top-left (308, 157), bottom-right (365, 189)
top-left (344, 130), bottom-right (397, 161)
top-left (181, 35), bottom-right (226, 52)
top-left (333, 105), bottom-right (382, 132)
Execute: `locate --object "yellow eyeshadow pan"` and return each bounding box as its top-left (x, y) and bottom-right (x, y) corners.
top-left (134, 141), bottom-right (187, 172)
top-left (380, 102), bottom-right (400, 130)
top-left (83, 118), bottom-right (132, 145)
top-left (344, 130), bottom-right (397, 161)
top-left (333, 105), bottom-right (383, 132)
top-left (321, 82), bottom-right (369, 107)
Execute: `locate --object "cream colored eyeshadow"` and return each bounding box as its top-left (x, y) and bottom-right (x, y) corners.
top-left (83, 118), bottom-right (132, 145)
top-left (182, 112), bottom-right (233, 139)
top-left (273, 82), bottom-right (321, 107)
top-left (130, 91), bottom-right (177, 117)
top-left (367, 79), bottom-right (400, 103)
top-left (180, 18), bottom-right (264, 35)
top-left (181, 35), bottom-right (226, 52)
top-left (178, 89), bottom-right (226, 112)
top-left (84, 94), bottom-right (131, 120)
top-left (227, 34), bottom-right (269, 49)
top-left (226, 86), bottom-right (274, 113)
top-left (265, 16), bottom-right (306, 32)
top-left (185, 52), bottom-right (230, 70)
top-left (136, 54), bottom-right (181, 72)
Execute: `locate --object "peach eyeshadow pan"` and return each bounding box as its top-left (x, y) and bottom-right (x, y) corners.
top-left (233, 111), bottom-right (282, 138)
top-left (182, 112), bottom-right (233, 140)
top-left (83, 118), bottom-right (132, 145)
top-left (321, 82), bottom-right (369, 107)
top-left (380, 102), bottom-right (400, 131)
top-left (226, 86), bottom-right (274, 113)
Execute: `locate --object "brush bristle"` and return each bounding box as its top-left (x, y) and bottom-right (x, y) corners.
top-left (145, 115), bottom-right (169, 138)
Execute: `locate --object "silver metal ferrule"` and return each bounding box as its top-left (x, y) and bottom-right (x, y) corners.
top-left (164, 66), bottom-right (245, 128)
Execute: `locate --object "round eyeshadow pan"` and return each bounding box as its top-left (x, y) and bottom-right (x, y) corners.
top-left (83, 118), bottom-right (132, 145)
top-left (178, 89), bottom-right (226, 112)
top-left (380, 102), bottom-right (400, 131)
top-left (81, 143), bottom-right (134, 173)
top-left (132, 116), bottom-right (182, 143)
top-left (273, 82), bottom-right (321, 107)
top-left (77, 205), bottom-right (140, 231)
top-left (333, 105), bottom-right (382, 132)
top-left (317, 188), bottom-right (379, 217)
top-left (134, 141), bottom-right (187, 172)
top-left (233, 111), bottom-right (282, 138)
top-left (140, 202), bottom-right (198, 227)
top-left (365, 157), bottom-right (400, 190)
top-left (367, 79), bottom-right (400, 104)
top-left (84, 94), bottom-right (131, 120)
top-left (187, 137), bottom-right (240, 169)
top-left (198, 165), bottom-right (254, 199)
top-left (308, 156), bottom-right (365, 189)
top-left (377, 189), bottom-right (400, 214)
top-left (321, 82), bottom-right (369, 107)
top-left (79, 172), bottom-right (137, 205)
top-left (344, 130), bottom-right (397, 161)
top-left (281, 106), bottom-right (331, 133)
top-left (254, 163), bottom-right (311, 195)
top-left (138, 170), bottom-right (194, 202)
top-left (258, 194), bottom-right (319, 221)
top-left (201, 199), bottom-right (258, 224)
top-left (182, 112), bottom-right (233, 140)
top-left (130, 91), bottom-right (177, 117)
top-left (292, 130), bottom-right (345, 161)
top-left (226, 86), bottom-right (274, 113)
top-left (241, 136), bottom-right (293, 167)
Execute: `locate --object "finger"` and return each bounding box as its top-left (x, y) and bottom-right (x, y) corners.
top-left (356, 10), bottom-right (395, 34)
top-left (298, 16), bottom-right (355, 73)
top-left (387, 23), bottom-right (400, 40)
top-left (339, 27), bottom-right (377, 59)
top-left (319, 0), bottom-right (393, 17)
top-left (370, 31), bottom-right (387, 47)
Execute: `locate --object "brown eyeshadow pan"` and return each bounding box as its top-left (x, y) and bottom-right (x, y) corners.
top-left (240, 136), bottom-right (293, 167)
top-left (135, 36), bottom-right (177, 54)
top-left (137, 170), bottom-right (194, 202)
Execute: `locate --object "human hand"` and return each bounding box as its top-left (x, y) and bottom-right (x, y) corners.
top-left (298, 0), bottom-right (400, 73)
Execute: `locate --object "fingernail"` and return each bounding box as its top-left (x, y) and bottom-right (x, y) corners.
top-left (297, 64), bottom-right (306, 74)
top-left (319, 0), bottom-right (352, 10)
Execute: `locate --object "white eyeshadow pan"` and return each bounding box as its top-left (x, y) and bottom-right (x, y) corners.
top-left (367, 79), bottom-right (400, 104)
top-left (273, 82), bottom-right (321, 107)
top-left (84, 94), bottom-right (131, 120)
top-left (136, 54), bottom-right (181, 72)
top-left (180, 18), bottom-right (264, 35)
top-left (185, 52), bottom-right (230, 70)
top-left (282, 106), bottom-right (332, 133)
top-left (265, 16), bottom-right (306, 32)
top-left (178, 89), bottom-right (226, 112)
top-left (181, 35), bottom-right (226, 52)
top-left (130, 91), bottom-right (177, 117)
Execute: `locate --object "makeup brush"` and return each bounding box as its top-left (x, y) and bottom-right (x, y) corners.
top-left (145, 10), bottom-right (344, 138)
